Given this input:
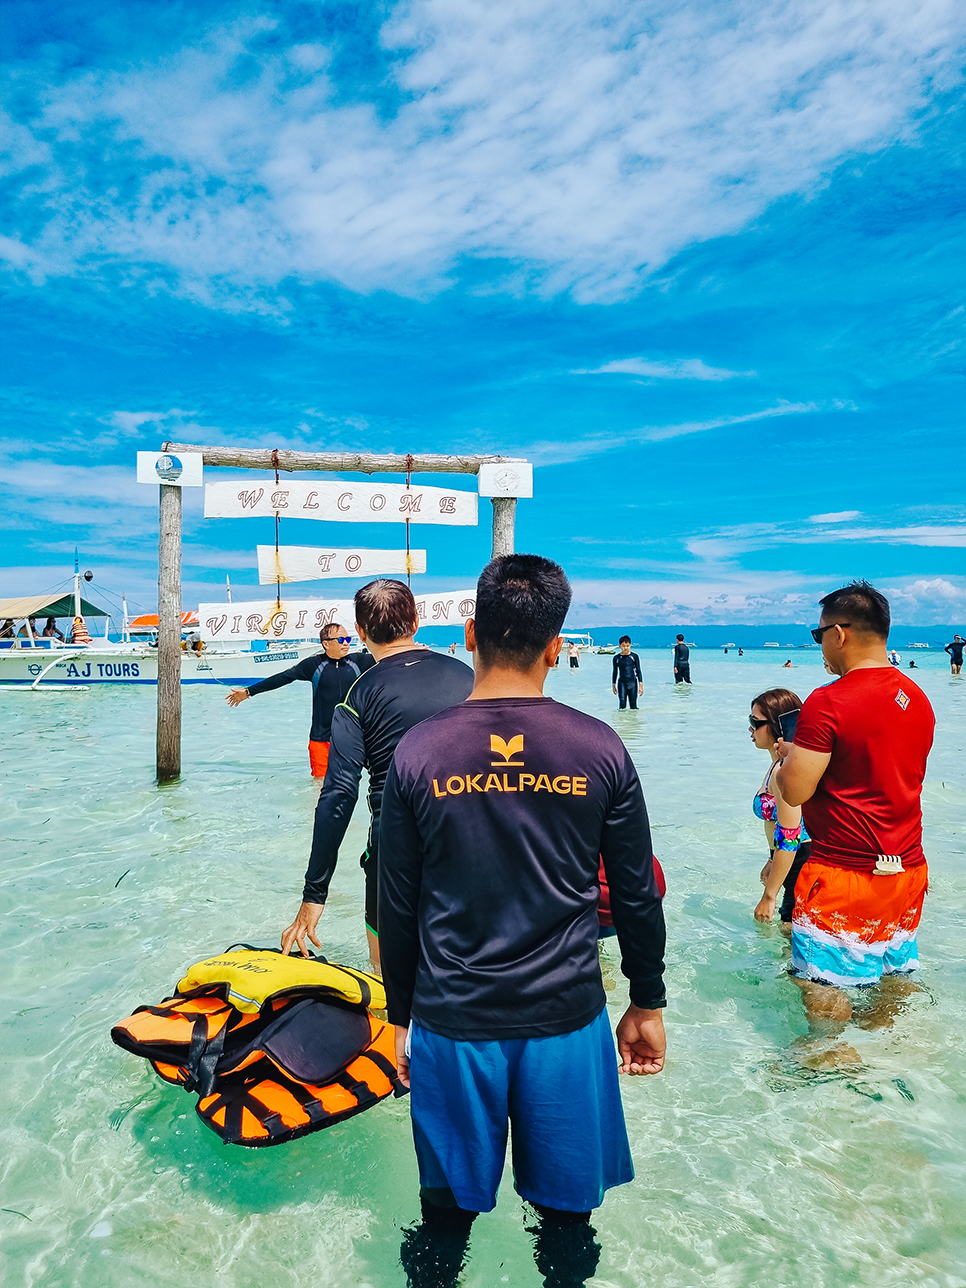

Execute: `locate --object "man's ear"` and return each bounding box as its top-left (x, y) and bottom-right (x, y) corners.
top-left (355, 621), bottom-right (367, 645)
top-left (464, 619), bottom-right (476, 652)
top-left (545, 635), bottom-right (564, 667)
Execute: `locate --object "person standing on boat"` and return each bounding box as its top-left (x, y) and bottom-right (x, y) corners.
top-left (226, 624), bottom-right (375, 778)
top-left (280, 581), bottom-right (474, 971)
top-left (673, 635), bottom-right (691, 684)
top-left (568, 641), bottom-right (581, 669)
top-left (612, 636), bottom-right (643, 708)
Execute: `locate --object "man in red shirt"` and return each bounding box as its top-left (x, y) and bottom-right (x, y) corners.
top-left (774, 581), bottom-right (935, 1025)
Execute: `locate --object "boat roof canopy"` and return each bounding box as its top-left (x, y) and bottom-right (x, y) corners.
top-left (0, 592), bottom-right (109, 619)
top-left (128, 611), bottom-right (199, 629)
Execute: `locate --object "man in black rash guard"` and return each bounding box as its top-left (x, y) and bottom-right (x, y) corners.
top-left (380, 554), bottom-right (666, 1287)
top-left (673, 633), bottom-right (692, 684)
top-left (611, 635), bottom-right (643, 708)
top-left (946, 635), bottom-right (964, 675)
top-left (280, 580), bottom-right (473, 970)
top-left (226, 623), bottom-right (374, 777)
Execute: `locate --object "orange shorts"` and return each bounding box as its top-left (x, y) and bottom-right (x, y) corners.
top-left (308, 740), bottom-right (330, 778)
top-left (791, 859), bottom-right (927, 987)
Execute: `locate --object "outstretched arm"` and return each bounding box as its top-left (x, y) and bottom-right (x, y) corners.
top-left (281, 703), bottom-right (366, 956)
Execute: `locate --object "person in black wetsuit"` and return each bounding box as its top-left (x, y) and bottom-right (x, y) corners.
top-left (673, 634), bottom-right (691, 684)
top-left (380, 554), bottom-right (666, 1287)
top-left (946, 635), bottom-right (964, 675)
top-left (611, 636), bottom-right (643, 708)
top-left (280, 580), bottom-right (473, 970)
top-left (226, 624), bottom-right (374, 777)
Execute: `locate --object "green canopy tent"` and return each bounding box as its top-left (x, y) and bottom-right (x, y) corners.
top-left (0, 592), bottom-right (110, 620)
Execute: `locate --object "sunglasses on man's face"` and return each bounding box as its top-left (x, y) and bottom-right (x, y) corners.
top-left (326, 635), bottom-right (352, 645)
top-left (810, 622), bottom-right (851, 644)
top-left (748, 716), bottom-right (770, 729)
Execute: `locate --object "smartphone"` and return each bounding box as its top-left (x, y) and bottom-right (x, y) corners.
top-left (778, 709), bottom-right (800, 743)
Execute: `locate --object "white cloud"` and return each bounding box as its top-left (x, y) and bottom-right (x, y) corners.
top-left (809, 510), bottom-right (862, 523)
top-left (515, 399), bottom-right (839, 463)
top-left (5, 0), bottom-right (964, 303)
top-left (688, 521), bottom-right (966, 559)
top-left (573, 357), bottom-right (756, 380)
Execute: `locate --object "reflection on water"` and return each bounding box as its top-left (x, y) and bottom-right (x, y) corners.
top-left (2, 651), bottom-right (964, 1286)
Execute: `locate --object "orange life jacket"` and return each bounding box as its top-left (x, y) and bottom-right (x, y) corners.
top-left (111, 947), bottom-right (406, 1147)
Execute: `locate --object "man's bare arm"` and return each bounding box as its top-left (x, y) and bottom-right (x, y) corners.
top-left (772, 743), bottom-right (831, 807)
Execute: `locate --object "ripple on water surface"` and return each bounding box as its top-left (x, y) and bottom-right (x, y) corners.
top-left (1, 652), bottom-right (964, 1286)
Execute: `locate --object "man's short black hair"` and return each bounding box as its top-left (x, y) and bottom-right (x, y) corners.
top-left (354, 581), bottom-right (418, 644)
top-left (320, 622), bottom-right (348, 643)
top-left (676, 634), bottom-right (684, 641)
top-left (474, 555), bottom-right (572, 669)
top-left (619, 635), bottom-right (631, 645)
top-left (819, 579), bottom-right (891, 639)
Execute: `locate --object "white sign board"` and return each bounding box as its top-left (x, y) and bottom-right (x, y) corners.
top-left (205, 480), bottom-right (477, 525)
top-left (137, 451), bottom-right (204, 487)
top-left (478, 461), bottom-right (532, 498)
top-left (199, 590), bottom-right (477, 642)
top-left (257, 545), bottom-right (427, 584)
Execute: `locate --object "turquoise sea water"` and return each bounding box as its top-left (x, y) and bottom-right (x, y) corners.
top-left (2, 649), bottom-right (964, 1287)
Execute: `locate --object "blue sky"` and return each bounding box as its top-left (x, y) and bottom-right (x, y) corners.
top-left (2, 0), bottom-right (964, 627)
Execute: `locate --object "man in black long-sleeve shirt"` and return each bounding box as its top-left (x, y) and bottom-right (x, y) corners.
top-left (280, 581), bottom-right (473, 969)
top-left (380, 555), bottom-right (666, 1282)
top-left (226, 624), bottom-right (374, 776)
top-left (673, 634), bottom-right (691, 684)
top-left (611, 635), bottom-right (643, 708)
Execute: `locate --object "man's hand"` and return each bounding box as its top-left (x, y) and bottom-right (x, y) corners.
top-left (226, 688), bottom-right (249, 707)
top-left (638, 683), bottom-right (644, 695)
top-left (616, 1006), bottom-right (666, 1075)
top-left (280, 901), bottom-right (324, 957)
top-left (754, 893), bottom-right (777, 923)
top-left (612, 684), bottom-right (617, 695)
top-left (394, 1025), bottom-right (411, 1090)
top-left (674, 667), bottom-right (679, 675)
top-left (774, 737), bottom-right (792, 760)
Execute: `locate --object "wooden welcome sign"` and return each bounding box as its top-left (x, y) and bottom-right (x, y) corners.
top-left (205, 480), bottom-right (477, 525)
top-left (199, 590), bottom-right (477, 642)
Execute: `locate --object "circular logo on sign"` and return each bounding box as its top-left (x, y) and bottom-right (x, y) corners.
top-left (155, 454), bottom-right (183, 482)
top-left (494, 468), bottom-right (519, 493)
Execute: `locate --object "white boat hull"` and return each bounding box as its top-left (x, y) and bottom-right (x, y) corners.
top-left (0, 642), bottom-right (325, 687)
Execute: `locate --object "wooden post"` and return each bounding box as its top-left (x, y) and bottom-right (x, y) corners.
top-left (490, 497), bottom-right (517, 558)
top-left (156, 484), bottom-right (182, 783)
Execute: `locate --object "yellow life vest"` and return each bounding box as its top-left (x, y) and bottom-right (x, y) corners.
top-left (177, 948), bottom-right (386, 1013)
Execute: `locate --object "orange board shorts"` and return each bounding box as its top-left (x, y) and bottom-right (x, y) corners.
top-left (308, 740), bottom-right (330, 778)
top-left (791, 859), bottom-right (927, 987)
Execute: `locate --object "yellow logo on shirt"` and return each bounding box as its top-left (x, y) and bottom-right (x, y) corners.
top-left (430, 731), bottom-right (587, 798)
top-left (895, 689), bottom-right (910, 710)
top-left (490, 733), bottom-right (524, 766)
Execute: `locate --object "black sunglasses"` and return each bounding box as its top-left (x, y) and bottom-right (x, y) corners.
top-left (325, 635), bottom-right (352, 644)
top-left (810, 622), bottom-right (851, 644)
top-left (748, 716), bottom-right (770, 729)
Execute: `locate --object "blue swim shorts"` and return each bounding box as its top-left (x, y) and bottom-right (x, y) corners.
top-left (408, 1006), bottom-right (633, 1213)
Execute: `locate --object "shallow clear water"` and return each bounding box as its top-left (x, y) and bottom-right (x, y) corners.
top-left (2, 650), bottom-right (964, 1288)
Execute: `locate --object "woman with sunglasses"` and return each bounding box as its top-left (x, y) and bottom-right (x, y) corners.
top-left (226, 624), bottom-right (375, 778)
top-left (749, 688), bottom-right (811, 927)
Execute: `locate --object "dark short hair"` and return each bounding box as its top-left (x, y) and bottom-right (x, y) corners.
top-left (619, 635), bottom-right (631, 645)
top-left (676, 634), bottom-right (684, 641)
top-left (474, 555), bottom-right (572, 669)
top-left (819, 579), bottom-right (890, 639)
top-left (320, 622), bottom-right (348, 642)
top-left (751, 688), bottom-right (802, 741)
top-left (354, 581), bottom-right (417, 645)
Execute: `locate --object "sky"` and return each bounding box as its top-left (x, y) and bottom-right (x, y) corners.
top-left (2, 0), bottom-right (964, 629)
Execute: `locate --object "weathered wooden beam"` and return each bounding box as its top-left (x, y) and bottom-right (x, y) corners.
top-left (162, 443), bottom-right (520, 476)
top-left (156, 484), bottom-right (182, 783)
top-left (490, 497), bottom-right (517, 558)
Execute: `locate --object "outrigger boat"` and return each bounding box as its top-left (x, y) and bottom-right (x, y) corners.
top-left (0, 575), bottom-right (327, 689)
